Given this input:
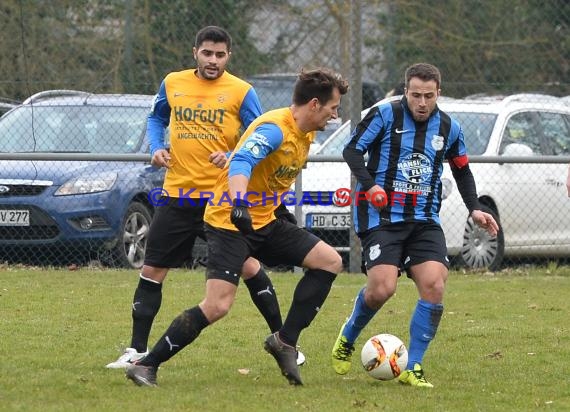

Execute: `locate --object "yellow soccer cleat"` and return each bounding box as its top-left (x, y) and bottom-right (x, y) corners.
top-left (331, 322), bottom-right (355, 375)
top-left (398, 363), bottom-right (434, 388)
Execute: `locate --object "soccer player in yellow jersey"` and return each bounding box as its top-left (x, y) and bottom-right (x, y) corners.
top-left (125, 68), bottom-right (349, 387)
top-left (107, 26), bottom-right (300, 369)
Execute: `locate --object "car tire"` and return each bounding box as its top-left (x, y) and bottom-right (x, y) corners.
top-left (454, 205), bottom-right (504, 271)
top-left (112, 202), bottom-right (152, 269)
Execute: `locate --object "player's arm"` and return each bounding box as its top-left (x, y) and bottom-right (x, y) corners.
top-left (209, 151), bottom-right (228, 168)
top-left (448, 130), bottom-right (498, 237)
top-left (228, 123), bottom-right (283, 199)
top-left (228, 123), bottom-right (283, 233)
top-left (239, 87), bottom-right (263, 128)
top-left (342, 108), bottom-right (387, 204)
top-left (147, 81), bottom-right (171, 168)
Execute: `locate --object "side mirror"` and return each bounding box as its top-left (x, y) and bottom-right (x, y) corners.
top-left (501, 143), bottom-right (533, 156)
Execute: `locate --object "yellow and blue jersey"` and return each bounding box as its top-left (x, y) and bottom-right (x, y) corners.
top-left (204, 108), bottom-right (315, 230)
top-left (146, 69), bottom-right (262, 195)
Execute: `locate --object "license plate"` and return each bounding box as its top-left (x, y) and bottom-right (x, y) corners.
top-left (0, 209), bottom-right (30, 226)
top-left (306, 213), bottom-right (350, 229)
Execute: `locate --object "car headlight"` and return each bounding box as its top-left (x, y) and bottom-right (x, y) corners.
top-left (54, 172), bottom-right (118, 196)
top-left (441, 177), bottom-right (453, 200)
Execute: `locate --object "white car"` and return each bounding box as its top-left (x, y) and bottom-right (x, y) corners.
top-left (298, 94), bottom-right (570, 270)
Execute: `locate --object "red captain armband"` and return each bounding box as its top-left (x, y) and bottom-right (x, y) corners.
top-left (450, 154), bottom-right (469, 169)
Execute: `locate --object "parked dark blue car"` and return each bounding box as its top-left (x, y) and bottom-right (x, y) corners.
top-left (0, 90), bottom-right (165, 268)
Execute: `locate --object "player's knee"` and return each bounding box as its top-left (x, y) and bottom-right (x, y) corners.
top-left (319, 246), bottom-right (343, 273)
top-left (240, 258), bottom-right (260, 279)
top-left (330, 251), bottom-right (343, 273)
top-left (200, 299), bottom-right (234, 323)
top-left (303, 242), bottom-right (343, 273)
top-left (418, 281), bottom-right (445, 303)
top-left (141, 265), bottom-right (169, 283)
top-left (365, 282), bottom-right (396, 307)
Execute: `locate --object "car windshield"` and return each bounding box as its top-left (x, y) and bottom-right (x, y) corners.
top-left (448, 111), bottom-right (497, 155)
top-left (0, 105), bottom-right (148, 153)
top-left (316, 110), bottom-right (497, 156)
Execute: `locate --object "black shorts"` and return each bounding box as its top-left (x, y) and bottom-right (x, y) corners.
top-left (204, 220), bottom-right (321, 285)
top-left (360, 221), bottom-right (449, 276)
top-left (143, 197), bottom-right (207, 268)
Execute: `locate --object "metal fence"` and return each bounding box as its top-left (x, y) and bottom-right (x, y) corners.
top-left (1, 149), bottom-right (569, 272)
top-left (1, 0), bottom-right (569, 271)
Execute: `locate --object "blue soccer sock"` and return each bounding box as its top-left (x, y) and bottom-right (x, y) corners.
top-left (407, 299), bottom-right (443, 369)
top-left (343, 287), bottom-right (379, 343)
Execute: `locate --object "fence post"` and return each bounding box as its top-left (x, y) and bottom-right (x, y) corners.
top-left (348, 0), bottom-right (363, 273)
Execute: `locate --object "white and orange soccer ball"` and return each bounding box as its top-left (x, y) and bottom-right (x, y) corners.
top-left (360, 333), bottom-right (408, 380)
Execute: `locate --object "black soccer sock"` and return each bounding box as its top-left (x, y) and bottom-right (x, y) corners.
top-left (130, 276), bottom-right (162, 353)
top-left (279, 269), bottom-right (337, 347)
top-left (139, 306), bottom-right (210, 367)
top-left (244, 268), bottom-right (282, 333)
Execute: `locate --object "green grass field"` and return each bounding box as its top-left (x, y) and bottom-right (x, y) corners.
top-left (1, 264), bottom-right (569, 412)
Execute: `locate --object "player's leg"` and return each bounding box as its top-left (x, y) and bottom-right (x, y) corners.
top-left (127, 278), bottom-right (239, 387)
top-left (241, 257), bottom-right (306, 365)
top-left (241, 257), bottom-right (282, 333)
top-left (258, 222), bottom-right (342, 385)
top-left (106, 199), bottom-right (202, 368)
top-left (126, 224), bottom-right (247, 387)
top-left (398, 223), bottom-right (448, 388)
top-left (331, 226), bottom-right (404, 374)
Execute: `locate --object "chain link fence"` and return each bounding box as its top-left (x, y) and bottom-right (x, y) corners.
top-left (0, 0), bottom-right (569, 271)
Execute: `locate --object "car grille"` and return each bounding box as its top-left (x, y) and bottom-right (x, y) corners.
top-left (0, 184), bottom-right (49, 197)
top-left (0, 205), bottom-right (59, 240)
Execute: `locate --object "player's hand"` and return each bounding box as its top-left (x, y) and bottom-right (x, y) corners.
top-left (209, 151), bottom-right (227, 169)
top-left (231, 199), bottom-right (254, 235)
top-left (471, 210), bottom-right (499, 237)
top-left (367, 185), bottom-right (388, 210)
top-left (274, 203), bottom-right (297, 225)
top-left (151, 149), bottom-right (171, 168)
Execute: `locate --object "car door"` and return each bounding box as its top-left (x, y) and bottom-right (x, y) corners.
top-left (497, 110), bottom-right (570, 250)
top-left (535, 111), bottom-right (570, 248)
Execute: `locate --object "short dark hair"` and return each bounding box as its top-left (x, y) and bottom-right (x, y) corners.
top-left (292, 68), bottom-right (349, 106)
top-left (195, 26), bottom-right (232, 50)
top-left (405, 63), bottom-right (441, 89)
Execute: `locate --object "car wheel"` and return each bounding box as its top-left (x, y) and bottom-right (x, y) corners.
top-left (113, 202), bottom-right (152, 269)
top-left (455, 205), bottom-right (504, 271)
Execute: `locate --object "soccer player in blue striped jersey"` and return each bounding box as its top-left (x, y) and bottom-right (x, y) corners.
top-left (331, 63), bottom-right (499, 388)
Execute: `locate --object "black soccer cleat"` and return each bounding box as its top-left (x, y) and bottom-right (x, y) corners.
top-left (125, 362), bottom-right (158, 387)
top-left (264, 332), bottom-right (303, 386)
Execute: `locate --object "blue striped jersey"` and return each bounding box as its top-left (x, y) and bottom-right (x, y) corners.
top-left (345, 97), bottom-right (467, 233)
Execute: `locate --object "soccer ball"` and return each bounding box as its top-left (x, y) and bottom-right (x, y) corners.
top-left (360, 333), bottom-right (408, 380)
